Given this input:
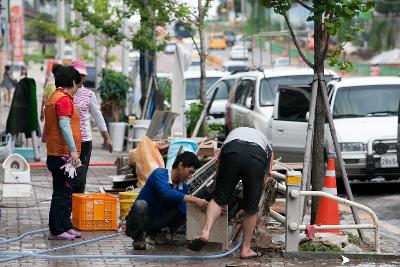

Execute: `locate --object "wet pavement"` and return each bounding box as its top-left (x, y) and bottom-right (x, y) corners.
top-left (1, 64), bottom-right (400, 266)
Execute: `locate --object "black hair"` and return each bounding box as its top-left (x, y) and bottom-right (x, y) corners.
top-left (172, 151), bottom-right (201, 169)
top-left (55, 65), bottom-right (82, 88)
top-left (52, 63), bottom-right (62, 76)
top-left (4, 65), bottom-right (9, 71)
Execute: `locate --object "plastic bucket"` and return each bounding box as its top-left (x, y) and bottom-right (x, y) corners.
top-left (119, 191), bottom-right (139, 220)
top-left (109, 122), bottom-right (127, 152)
top-left (133, 120), bottom-right (150, 140)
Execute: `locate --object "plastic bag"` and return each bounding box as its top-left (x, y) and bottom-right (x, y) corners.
top-left (135, 136), bottom-right (165, 188)
top-left (166, 139), bottom-right (198, 170)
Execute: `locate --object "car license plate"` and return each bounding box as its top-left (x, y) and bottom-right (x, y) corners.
top-left (380, 154), bottom-right (398, 168)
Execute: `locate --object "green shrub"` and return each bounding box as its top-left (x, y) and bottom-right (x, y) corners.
top-left (98, 69), bottom-right (131, 122)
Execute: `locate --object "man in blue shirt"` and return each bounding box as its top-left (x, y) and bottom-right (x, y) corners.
top-left (125, 151), bottom-right (209, 250)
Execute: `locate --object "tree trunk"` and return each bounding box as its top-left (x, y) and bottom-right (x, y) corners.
top-left (198, 0), bottom-right (207, 136)
top-left (105, 46), bottom-right (110, 67)
top-left (310, 16), bottom-right (326, 224)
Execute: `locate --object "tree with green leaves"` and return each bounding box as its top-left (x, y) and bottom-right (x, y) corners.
top-left (261, 0), bottom-right (375, 231)
top-left (179, 0), bottom-right (212, 135)
top-left (25, 12), bottom-right (56, 55)
top-left (72, 0), bottom-right (125, 66)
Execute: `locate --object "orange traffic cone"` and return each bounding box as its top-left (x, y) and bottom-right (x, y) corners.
top-left (315, 157), bottom-right (340, 234)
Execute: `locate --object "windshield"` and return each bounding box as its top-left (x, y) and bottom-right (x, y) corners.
top-left (260, 75), bottom-right (333, 106)
top-left (186, 77), bottom-right (221, 100)
top-left (333, 85), bottom-right (400, 118)
top-left (206, 79), bottom-right (234, 100)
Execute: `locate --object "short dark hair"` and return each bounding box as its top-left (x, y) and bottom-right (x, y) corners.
top-left (52, 63), bottom-right (62, 76)
top-left (5, 65), bottom-right (9, 71)
top-left (55, 65), bottom-right (81, 88)
top-left (172, 151), bottom-right (201, 169)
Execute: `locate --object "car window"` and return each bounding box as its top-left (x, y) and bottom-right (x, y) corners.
top-left (185, 77), bottom-right (221, 100)
top-left (260, 79), bottom-right (276, 106)
top-left (207, 79), bottom-right (233, 100)
top-left (260, 75), bottom-right (333, 107)
top-left (333, 85), bottom-right (400, 118)
top-left (277, 88), bottom-right (310, 122)
top-left (234, 79), bottom-right (255, 106)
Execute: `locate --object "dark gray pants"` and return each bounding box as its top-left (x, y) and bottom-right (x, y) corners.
top-left (125, 200), bottom-right (185, 241)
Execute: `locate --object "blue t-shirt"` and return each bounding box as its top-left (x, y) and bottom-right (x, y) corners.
top-left (136, 168), bottom-right (188, 218)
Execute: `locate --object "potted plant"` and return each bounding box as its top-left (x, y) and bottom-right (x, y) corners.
top-left (98, 69), bottom-right (130, 122)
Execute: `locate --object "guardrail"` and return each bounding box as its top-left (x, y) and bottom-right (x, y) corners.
top-left (284, 171), bottom-right (380, 253)
top-left (289, 190), bottom-right (380, 253)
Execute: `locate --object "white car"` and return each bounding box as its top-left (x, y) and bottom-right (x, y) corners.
top-left (267, 76), bottom-right (400, 180)
top-left (184, 68), bottom-right (229, 110)
top-left (223, 60), bottom-right (248, 73)
top-left (225, 66), bottom-right (336, 136)
top-left (229, 45), bottom-right (249, 60)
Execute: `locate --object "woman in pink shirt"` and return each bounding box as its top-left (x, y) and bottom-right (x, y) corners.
top-left (71, 60), bottom-right (113, 193)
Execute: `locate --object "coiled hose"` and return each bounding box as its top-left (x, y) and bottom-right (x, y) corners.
top-left (0, 228), bottom-right (242, 263)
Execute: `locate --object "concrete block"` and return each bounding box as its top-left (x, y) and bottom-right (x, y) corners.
top-left (186, 202), bottom-right (228, 250)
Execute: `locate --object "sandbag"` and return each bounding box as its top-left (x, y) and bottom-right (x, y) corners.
top-left (135, 137), bottom-right (165, 188)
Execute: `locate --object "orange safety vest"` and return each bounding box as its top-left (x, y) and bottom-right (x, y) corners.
top-left (45, 88), bottom-right (81, 157)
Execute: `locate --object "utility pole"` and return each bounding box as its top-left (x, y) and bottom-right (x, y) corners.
top-left (121, 4), bottom-right (129, 76)
top-left (56, 0), bottom-right (65, 61)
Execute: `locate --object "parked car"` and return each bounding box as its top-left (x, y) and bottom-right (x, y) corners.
top-left (205, 74), bottom-right (241, 126)
top-left (224, 31), bottom-right (236, 47)
top-left (236, 35), bottom-right (252, 51)
top-left (274, 57), bottom-right (290, 66)
top-left (84, 65), bottom-right (96, 90)
top-left (225, 66), bottom-right (336, 135)
top-left (223, 60), bottom-right (248, 73)
top-left (209, 34), bottom-right (227, 50)
top-left (229, 45), bottom-right (249, 60)
top-left (184, 69), bottom-right (229, 107)
top-left (267, 76), bottom-right (400, 180)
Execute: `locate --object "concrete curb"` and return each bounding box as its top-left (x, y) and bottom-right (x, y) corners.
top-left (282, 251), bottom-right (400, 262)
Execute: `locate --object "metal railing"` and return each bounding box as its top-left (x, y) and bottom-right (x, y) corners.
top-left (290, 190), bottom-right (380, 253)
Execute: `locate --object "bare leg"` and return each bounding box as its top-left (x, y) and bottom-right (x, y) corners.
top-left (199, 199), bottom-right (223, 241)
top-left (6, 88), bottom-right (11, 105)
top-left (240, 213), bottom-right (257, 258)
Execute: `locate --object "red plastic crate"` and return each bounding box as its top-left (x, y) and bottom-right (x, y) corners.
top-left (72, 193), bottom-right (118, 231)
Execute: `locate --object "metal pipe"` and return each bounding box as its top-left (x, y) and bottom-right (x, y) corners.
top-left (298, 224), bottom-right (375, 230)
top-left (271, 171), bottom-right (286, 181)
top-left (277, 183), bottom-right (286, 193)
top-left (294, 190), bottom-right (380, 252)
top-left (270, 209), bottom-right (285, 224)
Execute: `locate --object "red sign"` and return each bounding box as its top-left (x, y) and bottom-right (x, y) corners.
top-left (10, 5), bottom-right (23, 63)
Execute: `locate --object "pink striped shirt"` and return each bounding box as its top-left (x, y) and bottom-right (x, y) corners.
top-left (73, 86), bottom-right (107, 142)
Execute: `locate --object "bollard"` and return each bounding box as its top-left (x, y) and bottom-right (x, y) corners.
top-left (285, 170), bottom-right (302, 252)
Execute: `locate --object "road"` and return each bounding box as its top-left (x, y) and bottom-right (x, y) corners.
top-left (344, 180), bottom-right (400, 253)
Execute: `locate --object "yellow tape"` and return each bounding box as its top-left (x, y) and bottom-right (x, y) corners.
top-left (287, 176), bottom-right (302, 185)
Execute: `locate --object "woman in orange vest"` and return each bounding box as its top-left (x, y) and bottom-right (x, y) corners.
top-left (44, 65), bottom-right (83, 240)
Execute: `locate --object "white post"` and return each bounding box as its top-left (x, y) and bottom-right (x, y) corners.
top-left (121, 4), bottom-right (129, 76)
top-left (94, 36), bottom-right (102, 89)
top-left (285, 171), bottom-right (302, 252)
top-left (70, 1), bottom-right (77, 60)
top-left (56, 0), bottom-right (65, 61)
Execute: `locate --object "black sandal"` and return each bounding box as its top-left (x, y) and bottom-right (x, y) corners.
top-left (187, 238), bottom-right (207, 252)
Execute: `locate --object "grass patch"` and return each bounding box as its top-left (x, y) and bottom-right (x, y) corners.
top-left (299, 239), bottom-right (342, 253)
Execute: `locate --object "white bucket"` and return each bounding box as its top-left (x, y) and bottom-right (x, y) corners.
top-left (2, 153), bottom-right (31, 184)
top-left (133, 120), bottom-right (150, 140)
top-left (109, 122), bottom-right (127, 152)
